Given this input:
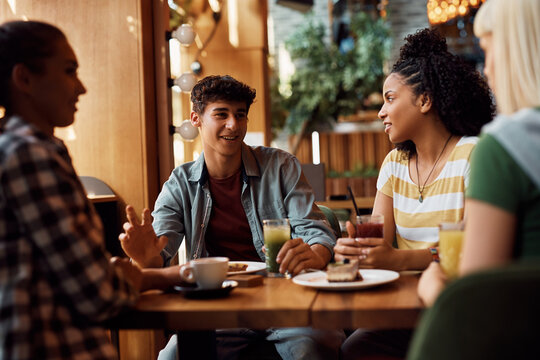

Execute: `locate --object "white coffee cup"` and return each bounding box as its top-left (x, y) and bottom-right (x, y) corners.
top-left (179, 257), bottom-right (229, 289)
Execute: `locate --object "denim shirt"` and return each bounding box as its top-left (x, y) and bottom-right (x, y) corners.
top-left (152, 143), bottom-right (336, 265)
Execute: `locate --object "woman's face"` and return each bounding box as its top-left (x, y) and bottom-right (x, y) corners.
top-left (378, 73), bottom-right (425, 144)
top-left (27, 38), bottom-right (86, 133)
top-left (479, 34), bottom-right (495, 94)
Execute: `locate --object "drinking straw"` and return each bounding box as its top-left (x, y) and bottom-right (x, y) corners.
top-left (347, 185), bottom-right (360, 217)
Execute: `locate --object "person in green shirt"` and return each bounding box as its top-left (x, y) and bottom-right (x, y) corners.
top-left (418, 0), bottom-right (540, 306)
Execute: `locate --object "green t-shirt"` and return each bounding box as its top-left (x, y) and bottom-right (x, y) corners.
top-left (467, 134), bottom-right (540, 259)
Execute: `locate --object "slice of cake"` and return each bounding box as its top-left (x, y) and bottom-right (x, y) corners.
top-left (326, 259), bottom-right (363, 282)
top-left (228, 263), bottom-right (248, 272)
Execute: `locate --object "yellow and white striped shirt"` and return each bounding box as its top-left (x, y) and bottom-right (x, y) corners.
top-left (377, 136), bottom-right (477, 250)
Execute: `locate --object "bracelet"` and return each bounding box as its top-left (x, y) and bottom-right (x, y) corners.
top-left (429, 247), bottom-right (440, 263)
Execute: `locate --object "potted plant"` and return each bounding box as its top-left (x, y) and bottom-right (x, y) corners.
top-left (277, 12), bottom-right (391, 154)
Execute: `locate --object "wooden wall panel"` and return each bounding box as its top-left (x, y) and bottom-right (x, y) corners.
top-left (199, 0), bottom-right (267, 50)
top-left (363, 132), bottom-right (377, 167)
top-left (118, 330), bottom-right (166, 360)
top-left (376, 131), bottom-right (391, 166)
top-left (289, 135), bottom-right (313, 164)
top-left (328, 133), bottom-right (348, 173)
top-left (348, 133), bottom-right (364, 170)
top-left (195, 49), bottom-right (268, 134)
top-left (319, 133), bottom-right (330, 171)
top-left (292, 130), bottom-right (393, 176)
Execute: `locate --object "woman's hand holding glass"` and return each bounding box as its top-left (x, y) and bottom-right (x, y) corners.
top-left (118, 205), bottom-right (168, 268)
top-left (334, 218), bottom-right (400, 270)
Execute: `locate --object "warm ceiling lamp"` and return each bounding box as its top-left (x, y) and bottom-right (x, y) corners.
top-left (427, 0), bottom-right (486, 25)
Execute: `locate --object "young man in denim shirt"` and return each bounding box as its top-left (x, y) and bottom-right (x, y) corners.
top-left (120, 75), bottom-right (344, 360)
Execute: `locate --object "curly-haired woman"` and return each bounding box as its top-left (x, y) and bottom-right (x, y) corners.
top-left (336, 27), bottom-right (495, 360)
top-left (334, 28), bottom-right (495, 273)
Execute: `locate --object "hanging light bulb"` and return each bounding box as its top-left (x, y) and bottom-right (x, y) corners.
top-left (172, 23), bottom-right (196, 46)
top-left (176, 119), bottom-right (199, 141)
top-left (427, 0), bottom-right (486, 25)
top-left (174, 72), bottom-right (197, 93)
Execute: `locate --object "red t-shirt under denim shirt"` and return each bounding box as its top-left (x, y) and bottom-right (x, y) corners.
top-left (205, 168), bottom-right (261, 261)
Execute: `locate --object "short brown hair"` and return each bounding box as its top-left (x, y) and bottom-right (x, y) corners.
top-left (190, 75), bottom-right (256, 114)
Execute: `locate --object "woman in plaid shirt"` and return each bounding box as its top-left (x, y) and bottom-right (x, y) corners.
top-left (0, 20), bottom-right (180, 359)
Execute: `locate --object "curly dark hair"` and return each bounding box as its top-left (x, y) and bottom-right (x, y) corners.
top-left (391, 28), bottom-right (495, 156)
top-left (0, 21), bottom-right (66, 115)
top-left (191, 75), bottom-right (256, 115)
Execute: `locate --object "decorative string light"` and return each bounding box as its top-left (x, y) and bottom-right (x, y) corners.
top-left (174, 72), bottom-right (197, 93)
top-left (168, 21), bottom-right (198, 140)
top-left (378, 0), bottom-right (389, 18)
top-left (175, 119), bottom-right (199, 142)
top-left (172, 23), bottom-right (196, 46)
top-left (167, 1), bottom-right (223, 142)
top-left (427, 0), bottom-right (485, 25)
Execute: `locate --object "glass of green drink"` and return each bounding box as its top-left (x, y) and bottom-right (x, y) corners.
top-left (263, 218), bottom-right (291, 277)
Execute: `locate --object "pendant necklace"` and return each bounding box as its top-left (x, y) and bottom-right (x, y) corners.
top-left (415, 135), bottom-right (453, 203)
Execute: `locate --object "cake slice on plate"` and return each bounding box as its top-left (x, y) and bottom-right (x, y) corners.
top-left (326, 259), bottom-right (363, 282)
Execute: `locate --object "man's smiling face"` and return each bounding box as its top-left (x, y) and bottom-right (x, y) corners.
top-left (192, 100), bottom-right (248, 159)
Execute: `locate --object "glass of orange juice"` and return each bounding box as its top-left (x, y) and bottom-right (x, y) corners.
top-left (438, 222), bottom-right (465, 279)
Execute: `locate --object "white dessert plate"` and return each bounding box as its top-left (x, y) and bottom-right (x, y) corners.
top-left (227, 261), bottom-right (267, 275)
top-left (292, 269), bottom-right (400, 291)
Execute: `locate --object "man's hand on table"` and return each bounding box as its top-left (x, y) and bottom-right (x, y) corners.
top-left (276, 239), bottom-right (331, 276)
top-left (118, 205), bottom-right (168, 268)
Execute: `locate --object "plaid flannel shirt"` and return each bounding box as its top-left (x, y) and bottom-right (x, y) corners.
top-left (0, 117), bottom-right (138, 360)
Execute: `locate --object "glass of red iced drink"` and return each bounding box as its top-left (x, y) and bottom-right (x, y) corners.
top-left (356, 214), bottom-right (384, 238)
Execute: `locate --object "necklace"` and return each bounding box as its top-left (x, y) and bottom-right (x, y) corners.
top-left (415, 135), bottom-right (453, 203)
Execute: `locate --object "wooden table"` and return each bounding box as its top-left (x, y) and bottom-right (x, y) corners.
top-left (109, 277), bottom-right (317, 330)
top-left (107, 272), bottom-right (423, 359)
top-left (311, 273), bottom-right (423, 330)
